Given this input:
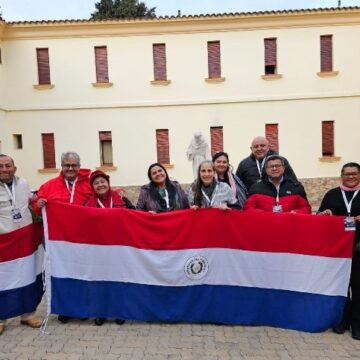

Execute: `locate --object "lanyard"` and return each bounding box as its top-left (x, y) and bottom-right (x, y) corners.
top-left (202, 185), bottom-right (217, 206)
top-left (65, 178), bottom-right (77, 204)
top-left (341, 189), bottom-right (359, 216)
top-left (97, 197), bottom-right (113, 209)
top-left (275, 185), bottom-right (280, 205)
top-left (256, 158), bottom-right (266, 178)
top-left (4, 182), bottom-right (15, 207)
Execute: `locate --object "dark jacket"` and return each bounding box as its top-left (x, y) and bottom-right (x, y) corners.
top-left (318, 187), bottom-right (360, 248)
top-left (235, 150), bottom-right (297, 191)
top-left (243, 177), bottom-right (311, 214)
top-left (136, 180), bottom-right (189, 213)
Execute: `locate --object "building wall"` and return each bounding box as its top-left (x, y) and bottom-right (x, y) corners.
top-left (0, 10), bottom-right (359, 189)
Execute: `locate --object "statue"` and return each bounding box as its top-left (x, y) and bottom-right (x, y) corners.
top-left (186, 132), bottom-right (211, 179)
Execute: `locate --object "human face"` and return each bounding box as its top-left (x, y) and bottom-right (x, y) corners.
top-left (92, 177), bottom-right (110, 198)
top-left (150, 166), bottom-right (167, 187)
top-left (250, 138), bottom-right (270, 160)
top-left (0, 156), bottom-right (16, 184)
top-left (200, 163), bottom-right (215, 186)
top-left (265, 159), bottom-right (285, 180)
top-left (341, 167), bottom-right (360, 188)
top-left (61, 156), bottom-right (80, 181)
top-left (214, 155), bottom-right (229, 176)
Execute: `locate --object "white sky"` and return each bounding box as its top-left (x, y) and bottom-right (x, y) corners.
top-left (0, 0), bottom-right (359, 21)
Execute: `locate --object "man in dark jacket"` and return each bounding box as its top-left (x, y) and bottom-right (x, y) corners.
top-left (236, 136), bottom-right (297, 191)
top-left (243, 155), bottom-right (311, 214)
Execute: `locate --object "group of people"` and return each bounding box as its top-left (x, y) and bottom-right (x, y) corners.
top-left (0, 134), bottom-right (359, 339)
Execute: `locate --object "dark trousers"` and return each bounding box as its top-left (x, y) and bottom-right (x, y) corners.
top-left (342, 252), bottom-right (360, 329)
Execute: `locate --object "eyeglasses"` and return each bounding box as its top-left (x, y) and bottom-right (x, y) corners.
top-left (266, 164), bottom-right (283, 169)
top-left (342, 173), bottom-right (360, 177)
top-left (62, 164), bottom-right (79, 169)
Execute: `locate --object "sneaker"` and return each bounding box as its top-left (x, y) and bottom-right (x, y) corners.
top-left (57, 315), bottom-right (71, 324)
top-left (94, 318), bottom-right (106, 326)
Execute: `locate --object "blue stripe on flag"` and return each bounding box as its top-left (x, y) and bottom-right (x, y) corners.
top-left (51, 277), bottom-right (345, 332)
top-left (0, 274), bottom-right (44, 320)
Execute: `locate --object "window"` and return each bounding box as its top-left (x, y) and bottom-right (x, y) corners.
top-left (0, 48), bottom-right (2, 64)
top-left (265, 124), bottom-right (279, 153)
top-left (320, 35), bottom-right (333, 72)
top-left (99, 131), bottom-right (113, 165)
top-left (41, 133), bottom-right (56, 168)
top-left (210, 126), bottom-right (223, 155)
top-left (264, 38), bottom-right (277, 75)
top-left (322, 121), bottom-right (334, 156)
top-left (156, 129), bottom-right (170, 164)
top-left (207, 41), bottom-right (221, 79)
top-left (36, 48), bottom-right (51, 85)
top-left (153, 44), bottom-right (167, 81)
top-left (94, 46), bottom-right (109, 83)
top-left (13, 134), bottom-right (23, 149)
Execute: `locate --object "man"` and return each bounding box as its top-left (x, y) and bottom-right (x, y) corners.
top-left (236, 136), bottom-right (297, 191)
top-left (243, 155), bottom-right (311, 213)
top-left (35, 151), bottom-right (92, 211)
top-left (34, 151), bottom-right (92, 323)
top-left (0, 154), bottom-right (42, 335)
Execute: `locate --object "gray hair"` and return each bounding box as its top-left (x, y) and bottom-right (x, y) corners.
top-left (61, 152), bottom-right (81, 165)
top-left (0, 154), bottom-right (15, 165)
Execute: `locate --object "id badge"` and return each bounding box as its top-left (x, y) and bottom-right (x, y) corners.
top-left (11, 208), bottom-right (22, 223)
top-left (272, 204), bottom-right (283, 213)
top-left (344, 216), bottom-right (356, 232)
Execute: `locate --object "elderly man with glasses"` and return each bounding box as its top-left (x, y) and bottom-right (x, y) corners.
top-left (243, 155), bottom-right (311, 214)
top-left (33, 151), bottom-right (92, 324)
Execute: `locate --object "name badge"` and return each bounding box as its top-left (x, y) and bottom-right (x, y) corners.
top-left (344, 216), bottom-right (356, 232)
top-left (11, 208), bottom-right (23, 223)
top-left (272, 205), bottom-right (283, 213)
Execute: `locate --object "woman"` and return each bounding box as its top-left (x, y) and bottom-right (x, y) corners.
top-left (188, 160), bottom-right (237, 210)
top-left (212, 151), bottom-right (247, 209)
top-left (136, 163), bottom-right (189, 213)
top-left (318, 162), bottom-right (360, 340)
top-left (86, 170), bottom-right (134, 326)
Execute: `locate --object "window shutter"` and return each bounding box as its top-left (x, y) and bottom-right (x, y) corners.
top-left (208, 41), bottom-right (221, 79)
top-left (42, 133), bottom-right (56, 168)
top-left (95, 46), bottom-right (109, 83)
top-left (210, 126), bottom-right (223, 155)
top-left (264, 38), bottom-right (277, 66)
top-left (156, 129), bottom-right (170, 164)
top-left (37, 48), bottom-right (51, 85)
top-left (320, 35), bottom-right (333, 72)
top-left (153, 44), bottom-right (167, 81)
top-left (99, 131), bottom-right (112, 141)
top-left (322, 121), bottom-right (334, 156)
top-left (265, 124), bottom-right (279, 153)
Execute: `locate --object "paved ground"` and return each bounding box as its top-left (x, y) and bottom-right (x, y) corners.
top-left (1, 300), bottom-right (360, 360)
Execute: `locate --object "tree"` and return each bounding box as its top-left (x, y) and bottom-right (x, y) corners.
top-left (91, 0), bottom-right (156, 20)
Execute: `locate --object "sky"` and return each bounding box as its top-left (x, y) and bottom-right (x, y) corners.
top-left (0, 0), bottom-right (359, 21)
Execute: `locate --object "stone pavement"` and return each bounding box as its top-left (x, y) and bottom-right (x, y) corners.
top-left (1, 299), bottom-right (360, 360)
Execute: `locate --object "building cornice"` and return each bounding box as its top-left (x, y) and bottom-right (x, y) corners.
top-left (1, 7), bottom-right (360, 40)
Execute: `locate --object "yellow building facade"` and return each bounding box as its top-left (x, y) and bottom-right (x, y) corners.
top-left (0, 7), bottom-right (359, 189)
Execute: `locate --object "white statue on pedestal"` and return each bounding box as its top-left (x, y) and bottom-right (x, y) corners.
top-left (186, 132), bottom-right (211, 179)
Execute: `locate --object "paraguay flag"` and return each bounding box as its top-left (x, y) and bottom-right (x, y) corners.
top-left (0, 224), bottom-right (44, 320)
top-left (43, 201), bottom-right (353, 332)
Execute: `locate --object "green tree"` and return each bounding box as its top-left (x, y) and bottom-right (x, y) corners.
top-left (91, 0), bottom-right (156, 20)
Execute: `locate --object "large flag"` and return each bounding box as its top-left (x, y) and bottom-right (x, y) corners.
top-left (0, 224), bottom-right (44, 320)
top-left (44, 202), bottom-right (353, 332)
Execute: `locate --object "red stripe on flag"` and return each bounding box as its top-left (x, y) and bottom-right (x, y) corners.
top-left (0, 224), bottom-right (43, 262)
top-left (46, 202), bottom-right (353, 258)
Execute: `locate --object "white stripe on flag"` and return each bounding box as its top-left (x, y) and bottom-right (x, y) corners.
top-left (49, 241), bottom-right (350, 297)
top-left (0, 246), bottom-right (44, 291)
